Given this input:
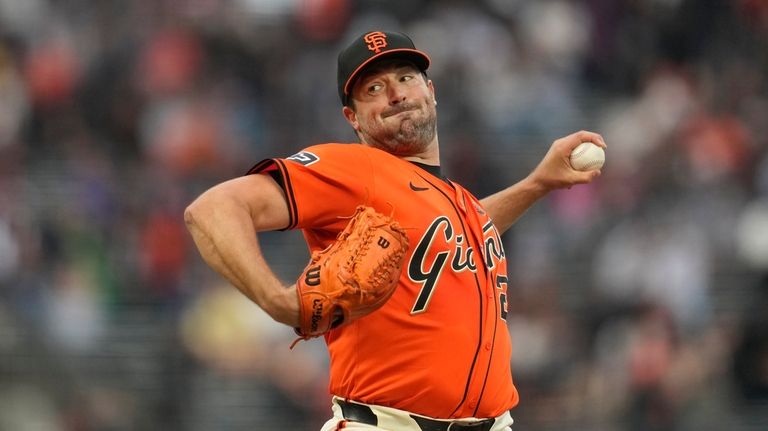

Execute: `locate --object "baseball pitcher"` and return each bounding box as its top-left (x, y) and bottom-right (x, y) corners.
top-left (185, 30), bottom-right (605, 431)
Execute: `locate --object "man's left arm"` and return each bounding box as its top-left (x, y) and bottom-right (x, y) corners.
top-left (480, 131), bottom-right (606, 234)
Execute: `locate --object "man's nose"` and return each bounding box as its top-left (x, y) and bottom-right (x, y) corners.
top-left (388, 83), bottom-right (407, 104)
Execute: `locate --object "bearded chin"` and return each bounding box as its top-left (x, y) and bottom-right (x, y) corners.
top-left (362, 111), bottom-right (437, 156)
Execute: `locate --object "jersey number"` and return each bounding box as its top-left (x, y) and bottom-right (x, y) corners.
top-left (496, 274), bottom-right (508, 321)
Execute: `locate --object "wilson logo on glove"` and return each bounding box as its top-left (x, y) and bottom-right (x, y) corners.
top-left (311, 299), bottom-right (324, 333)
top-left (304, 266), bottom-right (321, 286)
top-left (292, 205), bottom-right (409, 347)
top-left (377, 236), bottom-right (390, 249)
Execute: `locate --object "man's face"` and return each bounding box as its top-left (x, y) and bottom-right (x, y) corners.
top-left (343, 60), bottom-right (437, 156)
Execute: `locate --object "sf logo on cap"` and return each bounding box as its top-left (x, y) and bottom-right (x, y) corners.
top-left (364, 31), bottom-right (387, 53)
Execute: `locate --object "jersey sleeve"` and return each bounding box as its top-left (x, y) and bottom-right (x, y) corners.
top-left (246, 144), bottom-right (374, 231)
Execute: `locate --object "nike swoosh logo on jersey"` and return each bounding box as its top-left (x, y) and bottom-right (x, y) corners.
top-left (409, 182), bottom-right (429, 191)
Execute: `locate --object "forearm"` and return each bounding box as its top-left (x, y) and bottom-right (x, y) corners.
top-left (184, 192), bottom-right (299, 327)
top-left (480, 175), bottom-right (549, 235)
top-left (483, 131), bottom-right (605, 234)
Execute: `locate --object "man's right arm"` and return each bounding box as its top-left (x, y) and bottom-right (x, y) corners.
top-left (480, 131), bottom-right (605, 234)
top-left (184, 173), bottom-right (299, 327)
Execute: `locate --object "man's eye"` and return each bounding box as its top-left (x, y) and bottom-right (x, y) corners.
top-left (401, 75), bottom-right (413, 82)
top-left (368, 84), bottom-right (383, 92)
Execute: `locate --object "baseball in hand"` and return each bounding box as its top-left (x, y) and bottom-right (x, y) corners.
top-left (569, 142), bottom-right (605, 171)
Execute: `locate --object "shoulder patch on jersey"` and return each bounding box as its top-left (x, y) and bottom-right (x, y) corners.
top-left (286, 151), bottom-right (320, 166)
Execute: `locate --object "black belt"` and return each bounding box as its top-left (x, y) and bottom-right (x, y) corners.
top-left (337, 399), bottom-right (496, 431)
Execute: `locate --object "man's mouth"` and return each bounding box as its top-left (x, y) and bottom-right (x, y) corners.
top-left (383, 104), bottom-right (418, 119)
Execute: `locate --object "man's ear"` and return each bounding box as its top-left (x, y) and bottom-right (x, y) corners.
top-left (342, 106), bottom-right (359, 131)
top-left (428, 79), bottom-right (436, 105)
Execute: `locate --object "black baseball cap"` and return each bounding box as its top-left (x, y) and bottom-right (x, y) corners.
top-left (337, 31), bottom-right (431, 106)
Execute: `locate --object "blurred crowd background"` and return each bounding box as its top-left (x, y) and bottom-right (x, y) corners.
top-left (1, 0), bottom-right (768, 430)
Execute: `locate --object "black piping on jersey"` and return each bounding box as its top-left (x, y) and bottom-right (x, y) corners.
top-left (415, 171), bottom-right (488, 418)
top-left (471, 213), bottom-right (502, 416)
top-left (246, 159), bottom-right (298, 231)
top-left (273, 159), bottom-right (299, 230)
top-left (472, 269), bottom-right (500, 417)
top-left (469, 217), bottom-right (501, 416)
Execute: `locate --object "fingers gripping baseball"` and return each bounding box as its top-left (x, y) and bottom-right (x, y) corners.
top-left (293, 206), bottom-right (409, 344)
top-left (530, 130), bottom-right (606, 191)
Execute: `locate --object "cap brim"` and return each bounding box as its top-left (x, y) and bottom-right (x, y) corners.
top-left (343, 49), bottom-right (431, 101)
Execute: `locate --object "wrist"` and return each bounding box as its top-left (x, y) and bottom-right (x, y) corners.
top-left (523, 173), bottom-right (552, 198)
top-left (265, 284), bottom-right (300, 327)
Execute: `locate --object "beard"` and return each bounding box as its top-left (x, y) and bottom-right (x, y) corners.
top-left (358, 100), bottom-right (437, 156)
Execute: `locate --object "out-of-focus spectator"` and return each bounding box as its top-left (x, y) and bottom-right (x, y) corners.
top-left (0, 218), bottom-right (19, 282)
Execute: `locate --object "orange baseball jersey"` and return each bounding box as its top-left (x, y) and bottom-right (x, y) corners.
top-left (247, 143), bottom-right (519, 419)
